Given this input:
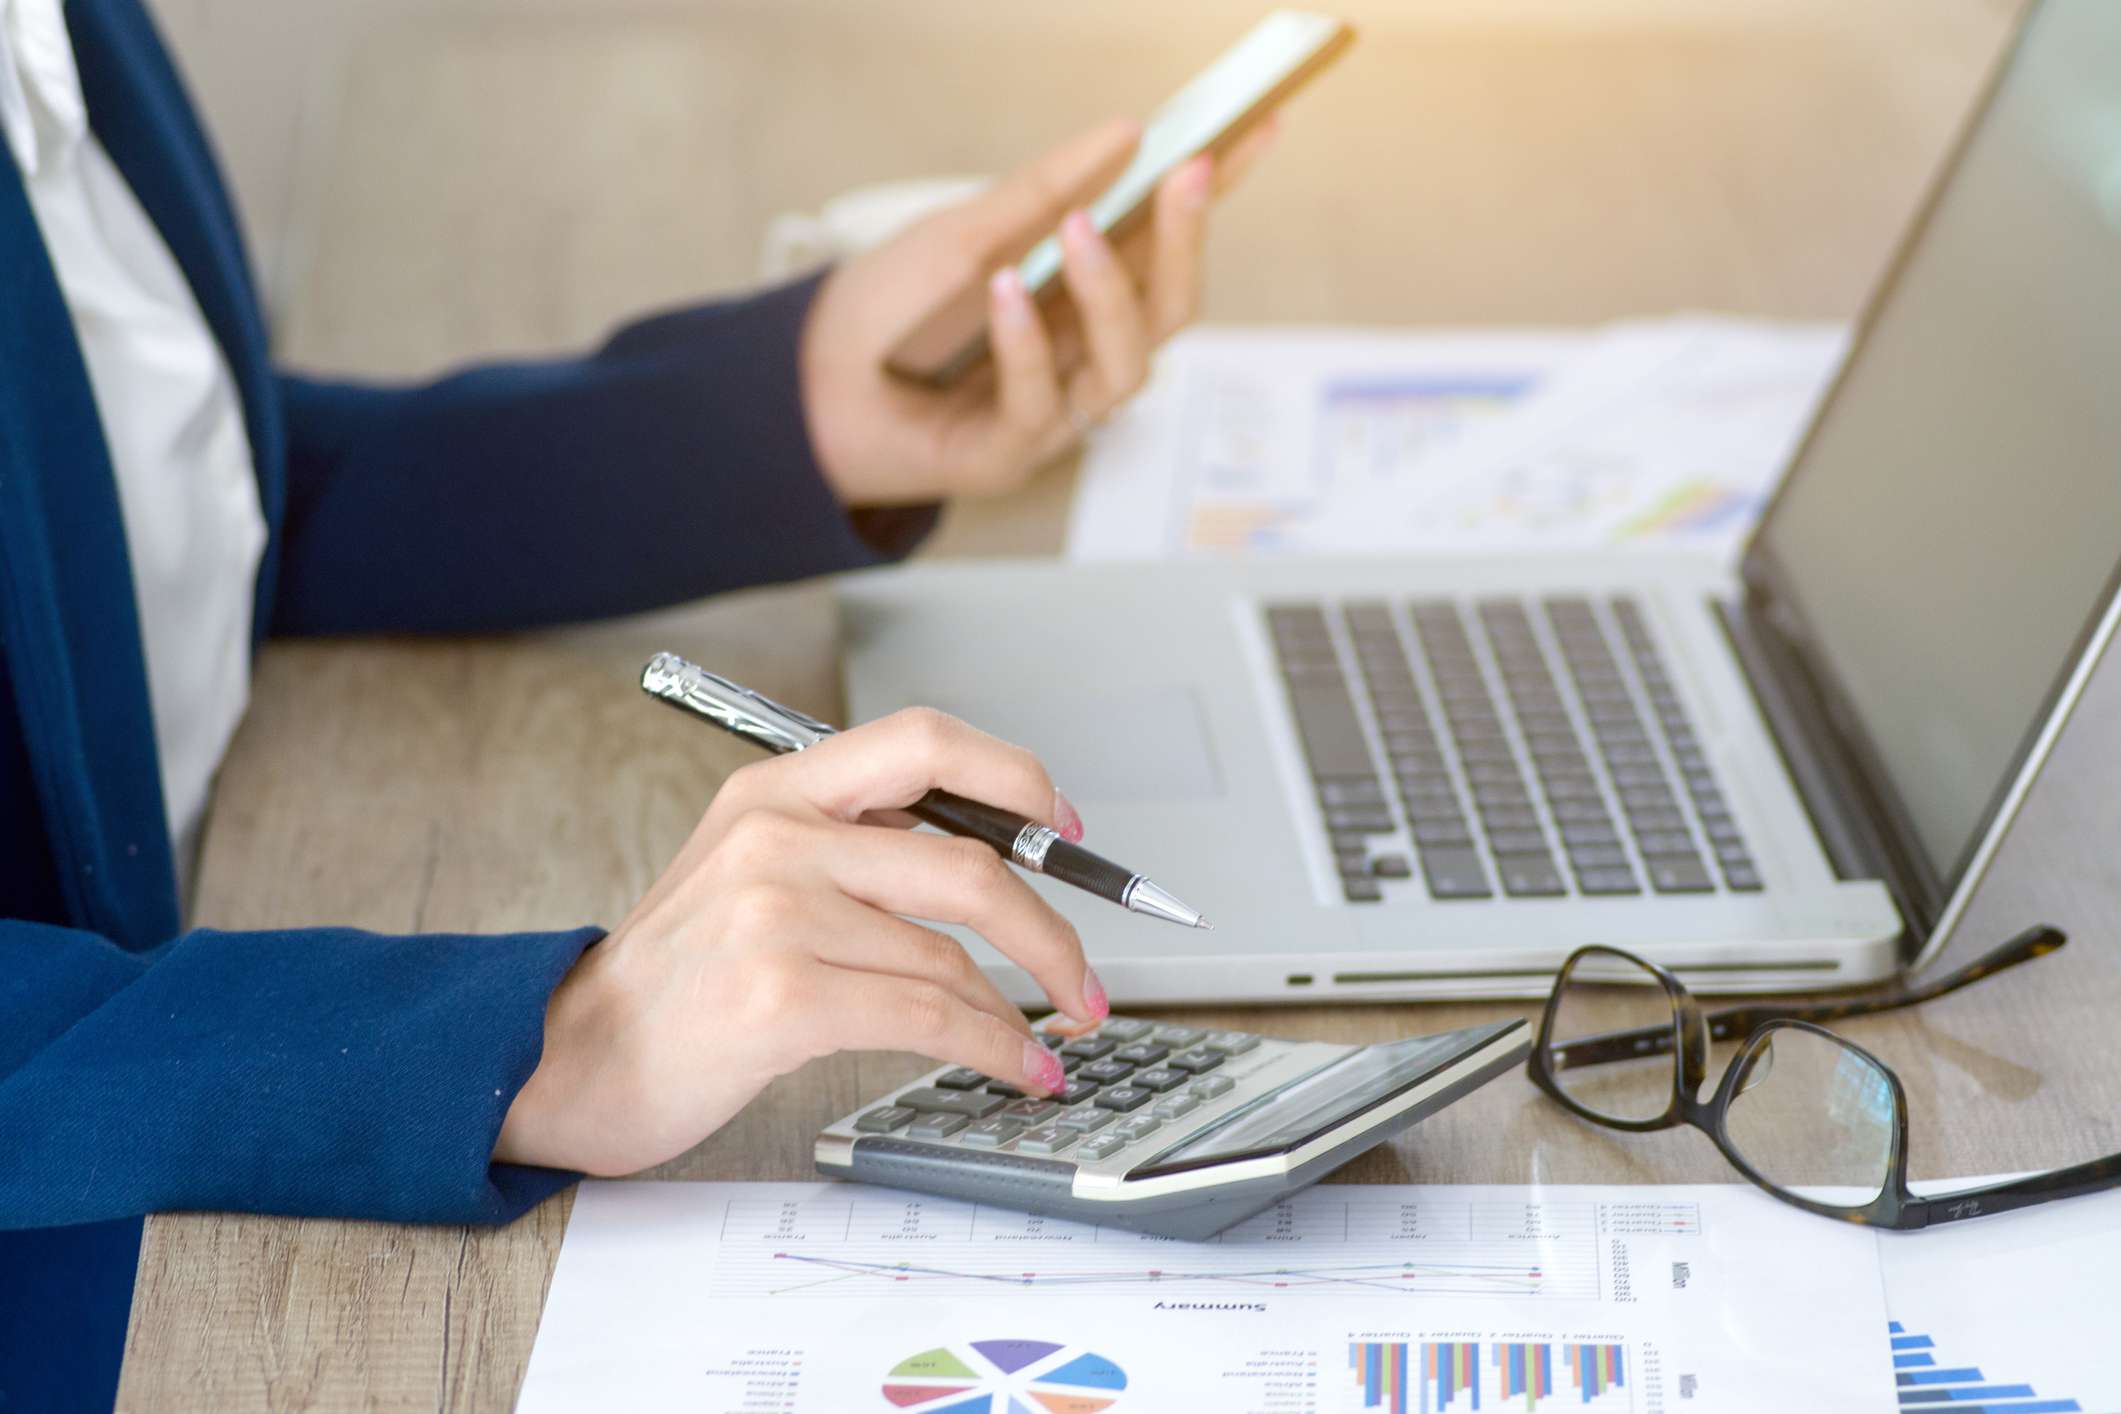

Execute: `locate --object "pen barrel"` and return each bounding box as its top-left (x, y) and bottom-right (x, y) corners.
top-left (907, 791), bottom-right (1135, 905)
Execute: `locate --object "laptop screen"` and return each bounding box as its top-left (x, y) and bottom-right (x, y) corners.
top-left (1744, 0), bottom-right (2121, 905)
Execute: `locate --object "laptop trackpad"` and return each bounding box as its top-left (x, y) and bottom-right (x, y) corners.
top-left (926, 684), bottom-right (1224, 803)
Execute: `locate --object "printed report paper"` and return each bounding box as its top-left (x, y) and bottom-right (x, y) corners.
top-left (517, 1180), bottom-right (1894, 1412)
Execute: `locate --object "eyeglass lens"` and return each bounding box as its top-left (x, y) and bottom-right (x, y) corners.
top-left (1722, 1027), bottom-right (1896, 1207)
top-left (1546, 951), bottom-right (1682, 1123)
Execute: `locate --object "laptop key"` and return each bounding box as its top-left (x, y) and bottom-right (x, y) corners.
top-left (1479, 806), bottom-right (1542, 832)
top-left (1422, 848), bottom-right (1493, 899)
top-left (1406, 797), bottom-right (1468, 825)
top-left (1486, 828), bottom-right (1550, 855)
top-left (1647, 856), bottom-right (1716, 893)
top-left (1568, 844), bottom-right (1630, 869)
top-left (1498, 855), bottom-right (1567, 897)
top-left (1560, 822), bottom-right (1621, 848)
top-left (1343, 876), bottom-right (1384, 903)
top-left (1552, 799), bottom-right (1611, 825)
top-left (1412, 820), bottom-right (1474, 849)
top-left (1287, 683), bottom-right (1376, 780)
top-left (1371, 854), bottom-right (1414, 879)
top-left (1636, 831), bottom-right (1699, 857)
top-left (1319, 779), bottom-right (1387, 806)
top-left (1627, 808), bottom-right (1689, 833)
top-left (1575, 866), bottom-right (1642, 896)
top-left (1722, 860), bottom-right (1764, 891)
top-left (1326, 807), bottom-right (1395, 832)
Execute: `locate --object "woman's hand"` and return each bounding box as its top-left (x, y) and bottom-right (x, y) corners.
top-left (798, 116), bottom-right (1278, 507)
top-left (494, 708), bottom-right (1102, 1177)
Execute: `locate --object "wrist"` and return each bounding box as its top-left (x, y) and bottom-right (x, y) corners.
top-left (494, 936), bottom-right (634, 1172)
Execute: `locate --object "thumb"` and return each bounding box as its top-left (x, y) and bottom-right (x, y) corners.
top-left (940, 116), bottom-right (1142, 259)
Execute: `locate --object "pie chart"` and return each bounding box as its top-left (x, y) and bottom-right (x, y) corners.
top-left (881, 1339), bottom-right (1127, 1413)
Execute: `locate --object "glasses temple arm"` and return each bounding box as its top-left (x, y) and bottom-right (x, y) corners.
top-left (1909, 1151), bottom-right (2121, 1227)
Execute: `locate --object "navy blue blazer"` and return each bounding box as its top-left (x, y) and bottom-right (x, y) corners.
top-left (0, 0), bottom-right (933, 1403)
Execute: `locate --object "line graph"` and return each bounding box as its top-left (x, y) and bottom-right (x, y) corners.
top-left (697, 1191), bottom-right (1664, 1303)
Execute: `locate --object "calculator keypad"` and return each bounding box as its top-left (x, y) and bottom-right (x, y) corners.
top-left (838, 1018), bottom-right (1293, 1172)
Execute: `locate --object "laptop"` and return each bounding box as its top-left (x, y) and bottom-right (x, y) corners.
top-left (839, 0), bottom-right (2121, 1004)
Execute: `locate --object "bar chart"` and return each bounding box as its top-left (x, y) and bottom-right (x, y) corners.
top-left (1347, 1339), bottom-right (1631, 1413)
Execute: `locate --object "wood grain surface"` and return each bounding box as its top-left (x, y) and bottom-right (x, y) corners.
top-left (115, 5), bottom-right (2110, 1409)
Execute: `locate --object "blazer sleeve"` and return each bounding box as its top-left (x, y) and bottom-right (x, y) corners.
top-left (267, 273), bottom-right (939, 636)
top-left (0, 917), bottom-right (599, 1229)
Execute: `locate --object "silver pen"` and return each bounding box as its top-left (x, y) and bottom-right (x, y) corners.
top-left (640, 653), bottom-right (1212, 929)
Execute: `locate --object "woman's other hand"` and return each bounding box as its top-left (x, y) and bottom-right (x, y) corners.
top-left (798, 116), bottom-right (1278, 507)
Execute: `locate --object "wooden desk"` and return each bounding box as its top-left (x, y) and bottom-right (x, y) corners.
top-left (120, 7), bottom-right (2117, 1409)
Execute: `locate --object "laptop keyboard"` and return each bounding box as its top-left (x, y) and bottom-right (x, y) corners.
top-left (1267, 596), bottom-right (1763, 904)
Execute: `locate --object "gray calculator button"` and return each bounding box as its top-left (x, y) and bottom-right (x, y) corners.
top-left (1077, 1134), bottom-right (1127, 1161)
top-left (1057, 1079), bottom-right (1100, 1106)
top-left (1061, 1036), bottom-right (1118, 1060)
top-left (907, 1113), bottom-right (969, 1140)
top-left (1153, 1027), bottom-right (1205, 1047)
top-left (1168, 1047), bottom-right (1225, 1074)
top-left (933, 1068), bottom-right (987, 1090)
top-left (1055, 1105), bottom-right (1115, 1133)
top-left (984, 1080), bottom-right (1027, 1098)
top-left (1112, 1042), bottom-right (1170, 1067)
top-left (1000, 1099), bottom-right (1059, 1122)
top-left (1153, 1093), bottom-right (1200, 1120)
top-left (1079, 1058), bottom-right (1136, 1085)
top-left (898, 1087), bottom-right (1006, 1119)
top-left (960, 1117), bottom-right (1027, 1148)
top-left (1115, 1116), bottom-right (1162, 1142)
top-left (856, 1106), bottom-right (915, 1133)
top-left (1190, 1075), bottom-right (1236, 1100)
top-left (1014, 1125), bottom-right (1077, 1155)
top-left (1094, 1085), bottom-right (1153, 1113)
top-left (1131, 1067), bottom-right (1189, 1093)
top-left (1096, 1019), bottom-right (1152, 1041)
top-left (1203, 1032), bottom-right (1261, 1055)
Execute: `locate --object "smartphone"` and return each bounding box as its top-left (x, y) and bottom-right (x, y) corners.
top-left (882, 9), bottom-right (1357, 390)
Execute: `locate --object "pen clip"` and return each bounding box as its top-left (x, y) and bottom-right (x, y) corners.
top-left (640, 652), bottom-right (840, 755)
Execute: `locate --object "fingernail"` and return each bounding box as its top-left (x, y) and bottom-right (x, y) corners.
top-left (1081, 966), bottom-right (1109, 1022)
top-left (1184, 156), bottom-right (1213, 207)
top-left (1054, 789), bottom-right (1084, 843)
top-left (1024, 1041), bottom-right (1067, 1094)
top-left (989, 267), bottom-right (1028, 324)
top-left (1063, 210), bottom-right (1103, 260)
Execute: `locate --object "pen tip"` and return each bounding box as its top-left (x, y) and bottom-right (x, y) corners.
top-left (1196, 917), bottom-right (1214, 931)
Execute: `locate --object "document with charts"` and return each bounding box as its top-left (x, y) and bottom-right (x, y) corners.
top-left (516, 1180), bottom-right (1894, 1413)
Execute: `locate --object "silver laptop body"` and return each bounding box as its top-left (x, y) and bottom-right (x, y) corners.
top-left (840, 0), bottom-right (2121, 1003)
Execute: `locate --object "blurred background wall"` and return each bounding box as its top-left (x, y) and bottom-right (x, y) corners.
top-left (143, 0), bottom-right (2022, 379)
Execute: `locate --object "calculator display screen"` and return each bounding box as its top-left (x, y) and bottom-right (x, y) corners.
top-left (1131, 1030), bottom-right (1482, 1178)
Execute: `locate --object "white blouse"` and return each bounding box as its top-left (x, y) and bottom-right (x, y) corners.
top-left (3, 0), bottom-right (267, 882)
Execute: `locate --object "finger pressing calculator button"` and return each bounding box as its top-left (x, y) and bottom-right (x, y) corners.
top-left (1112, 1042), bottom-right (1170, 1067)
top-left (1168, 1047), bottom-right (1225, 1074)
top-left (1153, 1027), bottom-right (1206, 1047)
top-left (1055, 1105), bottom-right (1115, 1133)
top-left (898, 1087), bottom-right (1007, 1119)
top-left (1202, 1031), bottom-right (1261, 1055)
top-left (1189, 1075), bottom-right (1236, 1100)
top-left (1000, 1099), bottom-right (1058, 1122)
top-left (1094, 1085), bottom-right (1153, 1113)
top-left (934, 1068), bottom-right (988, 1090)
top-left (1014, 1124), bottom-right (1077, 1155)
top-left (960, 1117), bottom-right (1027, 1148)
top-left (1153, 1093), bottom-right (1200, 1120)
top-left (1131, 1067), bottom-right (1190, 1093)
top-left (1078, 1058), bottom-right (1136, 1085)
top-left (907, 1113), bottom-right (969, 1140)
top-left (1077, 1134), bottom-right (1127, 1161)
top-left (855, 1106), bottom-right (915, 1133)
top-left (1096, 1019), bottom-right (1153, 1042)
top-left (1057, 1079), bottom-right (1101, 1106)
top-left (1115, 1116), bottom-right (1162, 1142)
top-left (1061, 1036), bottom-right (1118, 1060)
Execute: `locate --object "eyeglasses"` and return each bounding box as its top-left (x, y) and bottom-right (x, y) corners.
top-left (1529, 924), bottom-right (2121, 1229)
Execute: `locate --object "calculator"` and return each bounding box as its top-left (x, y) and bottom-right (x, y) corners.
top-left (815, 1015), bottom-right (1528, 1240)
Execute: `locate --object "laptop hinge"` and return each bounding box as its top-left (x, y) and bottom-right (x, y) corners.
top-left (1712, 598), bottom-right (1925, 932)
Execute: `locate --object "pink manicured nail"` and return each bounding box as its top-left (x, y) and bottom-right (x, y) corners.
top-left (1063, 209), bottom-right (1100, 256)
top-left (1054, 789), bottom-right (1084, 843)
top-left (989, 267), bottom-right (1028, 323)
top-left (1024, 1041), bottom-right (1067, 1094)
top-left (1081, 966), bottom-right (1109, 1022)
